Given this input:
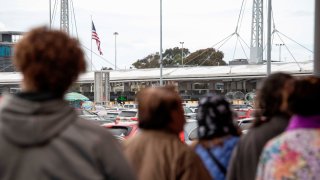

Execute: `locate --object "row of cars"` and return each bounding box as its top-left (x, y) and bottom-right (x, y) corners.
top-left (77, 103), bottom-right (255, 143)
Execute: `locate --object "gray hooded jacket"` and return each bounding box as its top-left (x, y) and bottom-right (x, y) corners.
top-left (0, 94), bottom-right (135, 180)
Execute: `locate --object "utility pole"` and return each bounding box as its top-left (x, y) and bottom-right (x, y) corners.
top-left (180, 42), bottom-right (184, 66)
top-left (267, 0), bottom-right (272, 75)
top-left (159, 0), bottom-right (163, 86)
top-left (49, 0), bottom-right (52, 28)
top-left (314, 0), bottom-right (320, 77)
top-left (276, 43), bottom-right (284, 62)
top-left (113, 32), bottom-right (118, 70)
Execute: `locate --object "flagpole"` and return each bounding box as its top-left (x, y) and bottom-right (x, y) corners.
top-left (90, 15), bottom-right (93, 72)
top-left (49, 0), bottom-right (51, 29)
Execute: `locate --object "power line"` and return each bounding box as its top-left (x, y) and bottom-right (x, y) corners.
top-left (51, 0), bottom-right (58, 26)
top-left (235, 0), bottom-right (246, 33)
top-left (70, 0), bottom-right (79, 39)
top-left (238, 0), bottom-right (248, 33)
top-left (81, 44), bottom-right (119, 69)
top-left (277, 31), bottom-right (313, 53)
top-left (238, 38), bottom-right (249, 59)
top-left (0, 63), bottom-right (13, 72)
top-left (275, 32), bottom-right (302, 71)
top-left (232, 36), bottom-right (239, 60)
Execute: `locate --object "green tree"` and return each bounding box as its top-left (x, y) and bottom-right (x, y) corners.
top-left (131, 47), bottom-right (225, 69)
top-left (101, 67), bottom-right (113, 70)
top-left (162, 47), bottom-right (190, 66)
top-left (184, 48), bottom-right (226, 66)
top-left (132, 47), bottom-right (190, 69)
top-left (132, 53), bottom-right (160, 69)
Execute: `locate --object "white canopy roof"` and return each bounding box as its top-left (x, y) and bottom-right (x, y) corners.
top-left (0, 61), bottom-right (313, 84)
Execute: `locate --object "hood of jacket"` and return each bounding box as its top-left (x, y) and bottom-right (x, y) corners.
top-left (0, 94), bottom-right (77, 146)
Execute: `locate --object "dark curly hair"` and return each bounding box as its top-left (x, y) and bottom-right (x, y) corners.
top-left (14, 26), bottom-right (86, 97)
top-left (253, 72), bottom-right (294, 127)
top-left (288, 76), bottom-right (320, 116)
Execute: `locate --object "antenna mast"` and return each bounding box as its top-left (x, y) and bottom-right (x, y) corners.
top-left (249, 0), bottom-right (263, 64)
top-left (60, 0), bottom-right (69, 33)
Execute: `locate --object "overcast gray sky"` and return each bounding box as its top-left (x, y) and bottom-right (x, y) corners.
top-left (0, 0), bottom-right (315, 70)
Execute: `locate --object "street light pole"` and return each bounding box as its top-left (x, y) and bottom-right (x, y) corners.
top-left (159, 0), bottom-right (163, 86)
top-left (113, 32), bottom-right (118, 70)
top-left (276, 43), bottom-right (285, 62)
top-left (315, 0), bottom-right (320, 76)
top-left (49, 0), bottom-right (52, 28)
top-left (180, 42), bottom-right (184, 66)
top-left (267, 0), bottom-right (272, 75)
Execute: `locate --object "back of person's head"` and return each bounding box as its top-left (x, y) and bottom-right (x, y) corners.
top-left (288, 76), bottom-right (320, 116)
top-left (14, 26), bottom-right (86, 97)
top-left (137, 86), bottom-right (185, 134)
top-left (197, 94), bottom-right (239, 140)
top-left (254, 72), bottom-right (294, 127)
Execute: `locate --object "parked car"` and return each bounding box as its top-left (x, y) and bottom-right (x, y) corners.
top-left (234, 108), bottom-right (254, 119)
top-left (76, 109), bottom-right (112, 125)
top-left (188, 106), bottom-right (198, 113)
top-left (106, 107), bottom-right (126, 111)
top-left (237, 117), bottom-right (254, 134)
top-left (182, 119), bottom-right (198, 144)
top-left (231, 104), bottom-right (253, 110)
top-left (184, 107), bottom-right (197, 119)
top-left (123, 104), bottom-right (138, 109)
top-left (115, 109), bottom-right (138, 122)
top-left (91, 105), bottom-right (107, 114)
top-left (102, 121), bottom-right (139, 140)
top-left (103, 110), bottom-right (121, 122)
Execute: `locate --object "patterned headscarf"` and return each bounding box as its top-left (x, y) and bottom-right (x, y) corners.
top-left (197, 93), bottom-right (239, 140)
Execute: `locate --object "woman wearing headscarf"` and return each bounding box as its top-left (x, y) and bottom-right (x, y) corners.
top-left (193, 94), bottom-right (240, 180)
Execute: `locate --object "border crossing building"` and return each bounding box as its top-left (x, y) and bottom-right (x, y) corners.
top-left (0, 61), bottom-right (312, 103)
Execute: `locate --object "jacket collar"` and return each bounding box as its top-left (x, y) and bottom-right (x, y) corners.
top-left (286, 115), bottom-right (320, 131)
top-left (0, 94), bottom-right (77, 146)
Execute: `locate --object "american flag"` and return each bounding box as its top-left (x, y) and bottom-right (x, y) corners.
top-left (92, 21), bottom-right (103, 55)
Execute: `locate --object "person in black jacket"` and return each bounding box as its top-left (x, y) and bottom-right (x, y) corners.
top-left (226, 72), bottom-right (294, 180)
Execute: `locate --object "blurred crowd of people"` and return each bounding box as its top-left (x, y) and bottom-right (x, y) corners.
top-left (0, 27), bottom-right (319, 180)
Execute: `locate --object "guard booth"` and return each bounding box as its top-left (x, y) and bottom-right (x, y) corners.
top-left (0, 31), bottom-right (23, 72)
top-left (94, 71), bottom-right (110, 106)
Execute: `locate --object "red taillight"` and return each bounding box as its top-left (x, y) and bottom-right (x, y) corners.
top-left (179, 131), bottom-right (185, 142)
top-left (131, 117), bottom-right (138, 121)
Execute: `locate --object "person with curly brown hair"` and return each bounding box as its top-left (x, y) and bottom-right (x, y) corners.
top-left (0, 27), bottom-right (136, 180)
top-left (227, 72), bottom-right (294, 180)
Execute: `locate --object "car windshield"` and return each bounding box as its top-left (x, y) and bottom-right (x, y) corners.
top-left (184, 120), bottom-right (198, 141)
top-left (239, 119), bottom-right (254, 131)
top-left (108, 107), bottom-right (125, 111)
top-left (107, 112), bottom-right (119, 116)
top-left (188, 127), bottom-right (198, 141)
top-left (232, 104), bottom-right (252, 109)
top-left (108, 127), bottom-right (131, 136)
top-left (76, 109), bottom-right (94, 116)
top-left (184, 107), bottom-right (193, 114)
top-left (119, 111), bottom-right (137, 117)
top-left (236, 111), bottom-right (247, 116)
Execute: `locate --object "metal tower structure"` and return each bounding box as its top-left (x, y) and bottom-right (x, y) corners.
top-left (60, 0), bottom-right (69, 34)
top-left (249, 0), bottom-right (264, 64)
